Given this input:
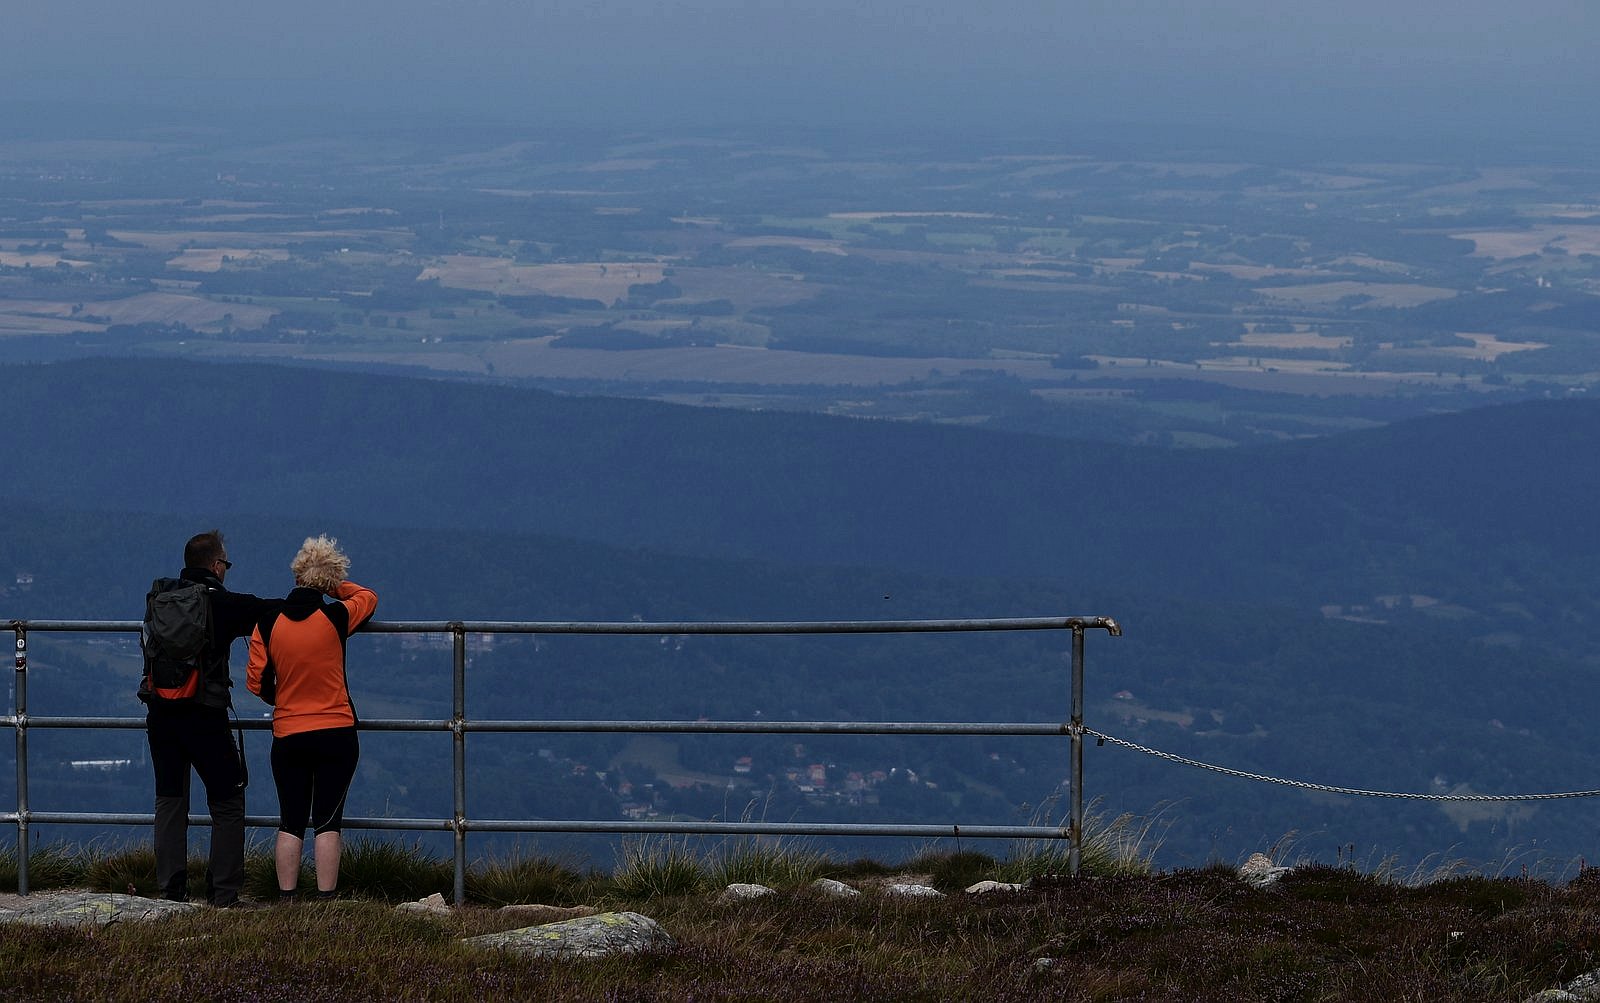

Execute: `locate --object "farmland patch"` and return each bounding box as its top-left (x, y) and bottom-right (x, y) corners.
top-left (166, 248), bottom-right (291, 272)
top-left (1254, 281), bottom-right (1457, 308)
top-left (419, 257), bottom-right (666, 300)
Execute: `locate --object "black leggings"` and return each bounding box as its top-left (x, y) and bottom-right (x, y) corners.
top-left (271, 727), bottom-right (359, 836)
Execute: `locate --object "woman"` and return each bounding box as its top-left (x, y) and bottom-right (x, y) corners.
top-left (246, 535), bottom-right (378, 901)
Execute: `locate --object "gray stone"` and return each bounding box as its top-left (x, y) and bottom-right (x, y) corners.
top-left (463, 910), bottom-right (676, 959)
top-left (1238, 852), bottom-right (1293, 889)
top-left (884, 883), bottom-right (944, 899)
top-left (810, 878), bottom-right (860, 898)
top-left (395, 892), bottom-right (451, 916)
top-left (965, 880), bottom-right (1024, 895)
top-left (0, 892), bottom-right (201, 927)
top-left (1566, 971), bottom-right (1600, 1000)
top-left (1527, 969), bottom-right (1600, 1003)
top-left (719, 882), bottom-right (775, 902)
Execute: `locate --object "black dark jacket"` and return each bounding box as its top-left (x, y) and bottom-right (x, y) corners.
top-left (172, 567), bottom-right (274, 709)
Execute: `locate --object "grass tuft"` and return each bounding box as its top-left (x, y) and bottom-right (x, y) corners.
top-left (0, 842), bottom-right (84, 891)
top-left (708, 837), bottom-right (833, 890)
top-left (994, 802), bottom-right (1164, 882)
top-left (335, 838), bottom-right (453, 902)
top-left (609, 836), bottom-right (709, 900)
top-left (465, 848), bottom-right (588, 906)
top-left (900, 848), bottom-right (1000, 891)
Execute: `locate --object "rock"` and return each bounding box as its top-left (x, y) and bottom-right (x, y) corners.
top-left (1032, 957), bottom-right (1059, 973)
top-left (1528, 969), bottom-right (1600, 1002)
top-left (1566, 971), bottom-right (1600, 999)
top-left (1238, 852), bottom-right (1293, 889)
top-left (719, 883), bottom-right (775, 902)
top-left (463, 911), bottom-right (676, 959)
top-left (810, 878), bottom-right (860, 898)
top-left (0, 892), bottom-right (200, 927)
top-left (496, 903), bottom-right (599, 923)
top-left (395, 892), bottom-right (451, 916)
top-left (965, 880), bottom-right (1024, 895)
top-left (884, 883), bottom-right (944, 899)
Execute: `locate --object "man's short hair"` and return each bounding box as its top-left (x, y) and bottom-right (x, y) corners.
top-left (184, 530), bottom-right (226, 569)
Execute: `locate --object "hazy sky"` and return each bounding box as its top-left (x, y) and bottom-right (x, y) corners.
top-left (4, 1), bottom-right (1596, 142)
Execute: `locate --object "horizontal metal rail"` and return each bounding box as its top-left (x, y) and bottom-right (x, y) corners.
top-left (20, 717), bottom-right (1070, 736)
top-left (12, 616), bottom-right (1119, 635)
top-left (7, 615), bottom-right (1119, 900)
top-left (3, 811), bottom-right (1066, 841)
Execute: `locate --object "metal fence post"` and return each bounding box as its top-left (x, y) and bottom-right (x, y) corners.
top-left (451, 622), bottom-right (467, 905)
top-left (1069, 623), bottom-right (1085, 877)
top-left (13, 624), bottom-right (29, 895)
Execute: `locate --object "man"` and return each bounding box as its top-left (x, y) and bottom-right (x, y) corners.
top-left (140, 530), bottom-right (274, 907)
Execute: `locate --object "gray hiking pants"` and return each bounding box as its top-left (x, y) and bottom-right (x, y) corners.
top-left (147, 703), bottom-right (246, 905)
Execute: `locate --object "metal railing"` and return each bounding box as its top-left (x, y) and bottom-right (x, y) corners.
top-left (7, 615), bottom-right (1121, 902)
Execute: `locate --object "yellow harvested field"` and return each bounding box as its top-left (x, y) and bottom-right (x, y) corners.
top-left (418, 257), bottom-right (666, 299)
top-left (1255, 281), bottom-right (1457, 308)
top-left (52, 292), bottom-right (277, 329)
top-left (1433, 333), bottom-right (1547, 360)
top-left (0, 252), bottom-right (88, 268)
top-left (166, 248), bottom-right (291, 272)
top-left (0, 313), bottom-right (102, 336)
top-left (1455, 223), bottom-right (1600, 259)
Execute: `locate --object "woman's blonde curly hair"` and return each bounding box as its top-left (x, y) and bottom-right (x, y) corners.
top-left (290, 534), bottom-right (350, 593)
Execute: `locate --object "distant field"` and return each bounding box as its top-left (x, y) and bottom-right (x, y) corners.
top-left (0, 314), bottom-right (100, 336)
top-left (165, 248), bottom-right (290, 272)
top-left (724, 236), bottom-right (848, 255)
top-left (104, 229), bottom-right (392, 252)
top-left (0, 252), bottom-right (84, 269)
top-left (1254, 281), bottom-right (1458, 308)
top-left (1234, 331), bottom-right (1351, 350)
top-left (666, 265), bottom-right (817, 310)
top-left (1456, 223), bottom-right (1600, 258)
top-left (827, 211), bottom-right (999, 220)
top-left (189, 334), bottom-right (1508, 400)
top-left (1192, 263), bottom-right (1327, 280)
top-left (0, 292), bottom-right (277, 331)
top-left (418, 257), bottom-right (666, 299)
top-left (1436, 333), bottom-right (1547, 360)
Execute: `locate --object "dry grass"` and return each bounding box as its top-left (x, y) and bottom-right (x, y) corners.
top-left (8, 858), bottom-right (1600, 1000)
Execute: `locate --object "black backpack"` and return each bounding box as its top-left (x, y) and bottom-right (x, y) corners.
top-left (140, 577), bottom-right (214, 701)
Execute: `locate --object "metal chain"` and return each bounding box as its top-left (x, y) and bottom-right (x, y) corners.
top-left (1084, 727), bottom-right (1600, 802)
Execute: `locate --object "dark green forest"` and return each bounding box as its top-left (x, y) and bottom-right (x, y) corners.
top-left (5, 358), bottom-right (1600, 869)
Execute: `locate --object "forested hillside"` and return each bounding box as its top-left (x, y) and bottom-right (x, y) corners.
top-left (5, 358), bottom-right (1599, 640)
top-left (4, 357), bottom-right (1600, 868)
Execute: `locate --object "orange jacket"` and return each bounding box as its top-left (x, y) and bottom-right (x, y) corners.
top-left (246, 580), bottom-right (378, 738)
